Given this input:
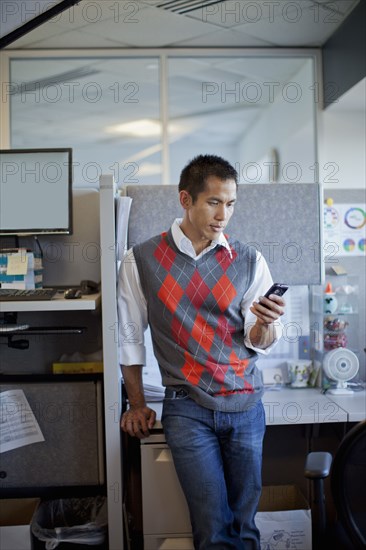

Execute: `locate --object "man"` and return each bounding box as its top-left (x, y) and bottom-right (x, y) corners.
top-left (118, 154), bottom-right (285, 550)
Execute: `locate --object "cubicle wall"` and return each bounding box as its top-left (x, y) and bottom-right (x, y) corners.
top-left (126, 183), bottom-right (323, 285)
top-left (35, 188), bottom-right (101, 288)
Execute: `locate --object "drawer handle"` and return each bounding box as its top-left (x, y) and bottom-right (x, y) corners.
top-left (154, 449), bottom-right (172, 462)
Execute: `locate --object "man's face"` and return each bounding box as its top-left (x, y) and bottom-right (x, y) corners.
top-left (179, 176), bottom-right (237, 252)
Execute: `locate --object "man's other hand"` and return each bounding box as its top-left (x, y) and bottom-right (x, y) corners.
top-left (121, 405), bottom-right (156, 439)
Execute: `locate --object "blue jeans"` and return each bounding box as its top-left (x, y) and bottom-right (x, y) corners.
top-left (162, 395), bottom-right (266, 550)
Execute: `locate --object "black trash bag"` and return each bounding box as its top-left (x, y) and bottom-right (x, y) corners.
top-left (31, 497), bottom-right (107, 549)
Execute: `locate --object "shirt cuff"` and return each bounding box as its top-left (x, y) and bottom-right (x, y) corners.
top-left (244, 321), bottom-right (283, 355)
top-left (119, 343), bottom-right (146, 366)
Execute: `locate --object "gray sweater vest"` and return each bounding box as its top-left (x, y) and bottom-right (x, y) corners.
top-left (133, 229), bottom-right (264, 412)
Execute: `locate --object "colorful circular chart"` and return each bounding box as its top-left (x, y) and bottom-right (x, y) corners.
top-left (324, 207), bottom-right (339, 229)
top-left (343, 238), bottom-right (355, 252)
top-left (344, 207), bottom-right (366, 230)
top-left (359, 238), bottom-right (366, 252)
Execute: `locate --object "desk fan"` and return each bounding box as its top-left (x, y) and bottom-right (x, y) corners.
top-left (323, 348), bottom-right (359, 394)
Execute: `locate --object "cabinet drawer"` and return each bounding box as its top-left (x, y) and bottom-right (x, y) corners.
top-left (141, 444), bottom-right (191, 535)
top-left (144, 534), bottom-right (194, 550)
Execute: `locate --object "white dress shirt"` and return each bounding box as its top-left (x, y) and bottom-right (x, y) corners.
top-left (118, 219), bottom-right (282, 366)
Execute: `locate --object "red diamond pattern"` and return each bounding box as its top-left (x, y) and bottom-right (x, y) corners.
top-left (154, 235), bottom-right (177, 271)
top-left (205, 356), bottom-right (228, 385)
top-left (157, 273), bottom-right (184, 314)
top-left (185, 270), bottom-right (211, 309)
top-left (215, 246), bottom-right (237, 272)
top-left (181, 351), bottom-right (205, 386)
top-left (191, 313), bottom-right (215, 353)
top-left (171, 316), bottom-right (191, 348)
top-left (212, 274), bottom-right (237, 312)
top-left (216, 314), bottom-right (234, 347)
top-left (229, 350), bottom-right (249, 378)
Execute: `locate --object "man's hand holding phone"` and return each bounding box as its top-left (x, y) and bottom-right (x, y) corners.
top-left (250, 283), bottom-right (288, 326)
top-left (249, 283), bottom-right (287, 348)
top-left (263, 283), bottom-right (288, 305)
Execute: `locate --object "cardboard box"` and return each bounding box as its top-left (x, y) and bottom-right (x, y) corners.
top-left (0, 498), bottom-right (40, 550)
top-left (256, 485), bottom-right (312, 550)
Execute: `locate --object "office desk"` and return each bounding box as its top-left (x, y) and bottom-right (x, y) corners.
top-left (325, 389), bottom-right (366, 422)
top-left (0, 292), bottom-right (101, 313)
top-left (147, 387), bottom-right (355, 427)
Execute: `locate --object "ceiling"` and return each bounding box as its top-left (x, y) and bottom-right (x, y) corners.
top-left (1, 0), bottom-right (361, 49)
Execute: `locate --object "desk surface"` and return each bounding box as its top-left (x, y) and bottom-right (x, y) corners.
top-left (324, 390), bottom-right (366, 422)
top-left (148, 388), bottom-right (366, 428)
top-left (0, 292), bottom-right (101, 312)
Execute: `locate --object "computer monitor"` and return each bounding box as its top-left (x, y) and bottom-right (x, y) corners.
top-left (0, 148), bottom-right (73, 236)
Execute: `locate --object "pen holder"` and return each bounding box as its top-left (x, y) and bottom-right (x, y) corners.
top-left (287, 360), bottom-right (313, 388)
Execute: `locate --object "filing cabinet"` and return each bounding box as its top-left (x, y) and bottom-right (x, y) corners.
top-left (140, 434), bottom-right (193, 549)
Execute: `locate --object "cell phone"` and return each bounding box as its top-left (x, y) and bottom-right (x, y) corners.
top-left (264, 283), bottom-right (288, 299)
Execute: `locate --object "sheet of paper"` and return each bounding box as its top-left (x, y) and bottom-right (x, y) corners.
top-left (0, 389), bottom-right (45, 453)
top-left (256, 509), bottom-right (312, 550)
top-left (6, 253), bottom-right (29, 275)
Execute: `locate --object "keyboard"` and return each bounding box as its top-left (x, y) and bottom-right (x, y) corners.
top-left (0, 288), bottom-right (58, 301)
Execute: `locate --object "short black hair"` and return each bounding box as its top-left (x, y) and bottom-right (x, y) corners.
top-left (179, 154), bottom-right (238, 203)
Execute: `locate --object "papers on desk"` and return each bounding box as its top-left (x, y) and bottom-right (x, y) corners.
top-left (120, 328), bottom-right (165, 401)
top-left (142, 327), bottom-right (165, 401)
top-left (0, 389), bottom-right (45, 453)
top-left (116, 195), bottom-right (132, 260)
top-left (142, 372), bottom-right (165, 401)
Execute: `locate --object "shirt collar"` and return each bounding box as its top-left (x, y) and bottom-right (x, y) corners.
top-left (171, 218), bottom-right (232, 260)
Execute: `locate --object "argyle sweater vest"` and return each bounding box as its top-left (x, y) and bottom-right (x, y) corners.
top-left (133, 229), bottom-right (264, 412)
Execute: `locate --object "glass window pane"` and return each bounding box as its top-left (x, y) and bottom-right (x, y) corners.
top-left (10, 57), bottom-right (161, 186)
top-left (168, 57), bottom-right (316, 185)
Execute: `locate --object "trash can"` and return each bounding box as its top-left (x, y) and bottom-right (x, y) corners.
top-left (31, 497), bottom-right (107, 549)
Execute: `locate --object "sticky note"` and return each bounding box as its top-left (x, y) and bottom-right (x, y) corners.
top-left (6, 253), bottom-right (29, 275)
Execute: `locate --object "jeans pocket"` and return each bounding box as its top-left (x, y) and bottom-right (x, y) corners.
top-left (161, 393), bottom-right (191, 423)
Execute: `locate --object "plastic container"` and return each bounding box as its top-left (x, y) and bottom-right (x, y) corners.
top-left (31, 497), bottom-right (107, 549)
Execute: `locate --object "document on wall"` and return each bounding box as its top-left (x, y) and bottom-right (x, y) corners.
top-left (258, 286), bottom-right (309, 362)
top-left (324, 202), bottom-right (366, 257)
top-left (0, 389), bottom-right (45, 453)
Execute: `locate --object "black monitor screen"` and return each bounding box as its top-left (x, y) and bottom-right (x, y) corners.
top-left (0, 148), bottom-right (72, 236)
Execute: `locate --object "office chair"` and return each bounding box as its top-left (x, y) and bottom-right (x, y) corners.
top-left (305, 420), bottom-right (366, 549)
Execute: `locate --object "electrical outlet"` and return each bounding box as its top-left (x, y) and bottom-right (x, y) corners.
top-left (262, 367), bottom-right (286, 385)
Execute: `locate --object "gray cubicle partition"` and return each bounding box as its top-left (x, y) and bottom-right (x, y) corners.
top-left (0, 380), bottom-right (104, 489)
top-left (36, 188), bottom-right (101, 287)
top-left (126, 184), bottom-right (322, 285)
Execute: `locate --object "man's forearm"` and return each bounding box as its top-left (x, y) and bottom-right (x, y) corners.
top-left (121, 364), bottom-right (146, 407)
top-left (121, 364), bottom-right (156, 438)
top-left (249, 321), bottom-right (277, 349)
